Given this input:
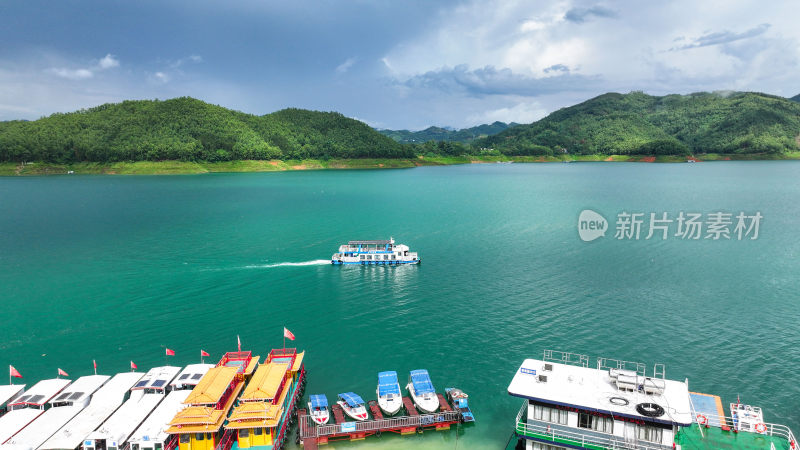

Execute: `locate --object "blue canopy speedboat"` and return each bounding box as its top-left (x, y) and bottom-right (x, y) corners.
top-left (445, 387), bottom-right (475, 422)
top-left (376, 371), bottom-right (402, 416)
top-left (308, 394), bottom-right (329, 425)
top-left (337, 392), bottom-right (368, 421)
top-left (407, 369), bottom-right (439, 413)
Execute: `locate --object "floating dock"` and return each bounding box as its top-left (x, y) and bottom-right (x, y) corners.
top-left (298, 392), bottom-right (470, 448)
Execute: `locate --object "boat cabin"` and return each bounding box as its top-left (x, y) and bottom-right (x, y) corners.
top-left (0, 378), bottom-right (70, 444)
top-left (131, 366), bottom-right (181, 394)
top-left (127, 390), bottom-right (190, 450)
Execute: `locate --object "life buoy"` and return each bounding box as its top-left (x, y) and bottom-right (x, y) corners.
top-left (696, 414), bottom-right (708, 425)
top-left (789, 439), bottom-right (795, 449)
top-left (755, 423), bottom-right (767, 433)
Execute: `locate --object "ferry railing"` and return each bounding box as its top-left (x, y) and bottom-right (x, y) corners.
top-left (514, 401), bottom-right (673, 450)
top-left (688, 408), bottom-right (798, 446)
top-left (306, 410), bottom-right (462, 437)
top-left (543, 350), bottom-right (589, 367)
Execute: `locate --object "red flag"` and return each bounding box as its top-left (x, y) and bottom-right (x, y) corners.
top-left (130, 360), bottom-right (137, 370)
top-left (93, 360), bottom-right (97, 370)
top-left (237, 335), bottom-right (241, 352)
top-left (283, 327), bottom-right (295, 341)
top-left (165, 348), bottom-right (175, 356)
top-left (201, 350), bottom-right (210, 357)
top-left (58, 368), bottom-right (68, 377)
top-left (9, 365), bottom-right (22, 379)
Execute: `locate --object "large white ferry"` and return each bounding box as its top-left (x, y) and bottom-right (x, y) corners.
top-left (506, 350), bottom-right (799, 450)
top-left (331, 238), bottom-right (420, 265)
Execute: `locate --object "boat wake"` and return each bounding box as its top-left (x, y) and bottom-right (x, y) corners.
top-left (244, 259), bottom-right (330, 269)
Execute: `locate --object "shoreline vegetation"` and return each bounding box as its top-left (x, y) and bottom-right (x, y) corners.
top-left (3, 152), bottom-right (800, 176)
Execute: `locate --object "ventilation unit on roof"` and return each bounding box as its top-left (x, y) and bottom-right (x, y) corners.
top-left (543, 363), bottom-right (553, 372)
top-left (538, 375), bottom-right (548, 383)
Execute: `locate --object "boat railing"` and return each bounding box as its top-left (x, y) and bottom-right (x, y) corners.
top-left (513, 401), bottom-right (673, 450)
top-left (543, 350), bottom-right (590, 367)
top-left (686, 407), bottom-right (798, 445)
top-left (301, 410), bottom-right (462, 438)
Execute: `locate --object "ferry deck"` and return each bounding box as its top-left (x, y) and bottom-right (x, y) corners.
top-left (0, 378), bottom-right (70, 444)
top-left (167, 351), bottom-right (258, 450)
top-left (39, 372), bottom-right (144, 450)
top-left (3, 375), bottom-right (109, 449)
top-left (83, 366), bottom-right (181, 450)
top-left (226, 349), bottom-right (305, 449)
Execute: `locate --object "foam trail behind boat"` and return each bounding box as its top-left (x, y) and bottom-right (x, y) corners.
top-left (244, 260), bottom-right (330, 269)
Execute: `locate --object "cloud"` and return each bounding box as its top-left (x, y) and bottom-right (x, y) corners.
top-left (468, 101), bottom-right (547, 125)
top-left (48, 53), bottom-right (119, 80)
top-left (98, 54), bottom-right (120, 69)
top-left (564, 6), bottom-right (618, 24)
top-left (152, 72), bottom-right (170, 83)
top-left (170, 55), bottom-right (203, 68)
top-left (672, 23), bottom-right (771, 50)
top-left (335, 57), bottom-right (356, 74)
top-left (401, 64), bottom-right (598, 97)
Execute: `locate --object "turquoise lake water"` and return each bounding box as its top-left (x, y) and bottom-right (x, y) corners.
top-left (1, 162), bottom-right (799, 449)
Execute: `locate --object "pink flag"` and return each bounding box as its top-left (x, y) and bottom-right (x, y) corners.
top-left (130, 360), bottom-right (138, 370)
top-left (237, 335), bottom-right (241, 352)
top-left (9, 365), bottom-right (22, 379)
top-left (284, 327), bottom-right (295, 341)
top-left (58, 368), bottom-right (68, 377)
top-left (165, 348), bottom-right (175, 356)
top-left (201, 349), bottom-right (210, 357)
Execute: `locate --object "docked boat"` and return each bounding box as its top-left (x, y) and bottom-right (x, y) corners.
top-left (331, 238), bottom-right (420, 265)
top-left (337, 392), bottom-right (368, 421)
top-left (407, 370), bottom-right (438, 413)
top-left (506, 349), bottom-right (799, 450)
top-left (308, 394), bottom-right (330, 425)
top-left (376, 371), bottom-right (402, 416)
top-left (0, 378), bottom-right (70, 444)
top-left (445, 387), bottom-right (474, 423)
top-left (0, 385), bottom-right (25, 418)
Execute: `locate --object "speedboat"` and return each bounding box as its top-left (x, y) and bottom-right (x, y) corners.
top-left (308, 394), bottom-right (329, 425)
top-left (407, 369), bottom-right (439, 413)
top-left (376, 371), bottom-right (402, 416)
top-left (337, 392), bottom-right (368, 421)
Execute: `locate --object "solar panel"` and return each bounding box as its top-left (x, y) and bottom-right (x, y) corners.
top-left (151, 380), bottom-right (166, 387)
top-left (178, 374), bottom-right (189, 380)
top-left (28, 395), bottom-right (45, 404)
top-left (55, 393), bottom-right (71, 401)
top-left (191, 373), bottom-right (203, 380)
top-left (134, 380), bottom-right (148, 388)
top-left (15, 395), bottom-right (30, 403)
top-left (69, 392), bottom-right (83, 400)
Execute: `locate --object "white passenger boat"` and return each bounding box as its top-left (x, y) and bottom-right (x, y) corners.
top-left (39, 372), bottom-right (143, 450)
top-left (407, 370), bottom-right (439, 414)
top-left (0, 378), bottom-right (70, 444)
top-left (4, 375), bottom-right (108, 449)
top-left (126, 390), bottom-right (190, 450)
top-left (331, 238), bottom-right (420, 265)
top-left (337, 392), bottom-right (368, 421)
top-left (376, 371), bottom-right (402, 416)
top-left (0, 385), bottom-right (25, 417)
top-left (168, 364), bottom-right (213, 391)
top-left (308, 394), bottom-right (329, 425)
top-left (82, 367), bottom-right (180, 450)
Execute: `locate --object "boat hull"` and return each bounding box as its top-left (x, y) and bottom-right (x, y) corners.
top-left (307, 402), bottom-right (329, 425)
top-left (406, 383), bottom-right (439, 414)
top-left (377, 397), bottom-right (403, 416)
top-left (331, 259), bottom-right (420, 265)
top-left (337, 401), bottom-right (368, 421)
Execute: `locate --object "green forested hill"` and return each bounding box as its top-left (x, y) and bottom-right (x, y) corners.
top-left (790, 94), bottom-right (800, 103)
top-left (477, 91), bottom-right (800, 156)
top-left (380, 121), bottom-right (519, 143)
top-left (0, 97), bottom-right (411, 163)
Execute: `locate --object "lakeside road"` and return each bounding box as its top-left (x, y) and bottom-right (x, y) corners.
top-left (2, 152), bottom-right (800, 175)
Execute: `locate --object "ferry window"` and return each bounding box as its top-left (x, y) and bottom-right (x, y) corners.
top-left (196, 432), bottom-right (205, 440)
top-left (532, 444), bottom-right (563, 450)
top-left (360, 255), bottom-right (365, 260)
top-left (384, 255), bottom-right (388, 260)
top-left (367, 255), bottom-right (372, 260)
top-left (239, 429), bottom-right (249, 437)
top-left (254, 427), bottom-right (263, 435)
top-left (180, 435), bottom-right (190, 443)
top-left (578, 413), bottom-right (613, 433)
top-left (637, 425), bottom-right (663, 443)
top-left (392, 255), bottom-right (396, 260)
top-left (154, 445), bottom-right (162, 450)
top-left (132, 445), bottom-right (139, 450)
top-left (533, 404), bottom-right (568, 425)
top-left (206, 433), bottom-right (213, 440)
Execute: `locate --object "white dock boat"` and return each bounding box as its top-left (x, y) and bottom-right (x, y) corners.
top-left (376, 371), bottom-right (402, 416)
top-left (0, 378), bottom-right (70, 444)
top-left (39, 372), bottom-right (143, 450)
top-left (337, 392), bottom-right (368, 421)
top-left (83, 367), bottom-right (180, 450)
top-left (3, 375), bottom-right (108, 449)
top-left (0, 385), bottom-right (25, 417)
top-left (331, 238), bottom-right (420, 265)
top-left (168, 364), bottom-right (213, 391)
top-left (127, 390), bottom-right (190, 450)
top-left (407, 370), bottom-right (439, 413)
top-left (308, 394), bottom-right (329, 425)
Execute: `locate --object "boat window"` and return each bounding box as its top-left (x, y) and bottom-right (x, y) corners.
top-left (360, 255), bottom-right (365, 260)
top-left (254, 427), bottom-right (263, 435)
top-left (109, 447), bottom-right (117, 450)
top-left (196, 432), bottom-right (205, 440)
top-left (533, 404), bottom-right (567, 425)
top-left (578, 412), bottom-right (613, 433)
top-left (154, 445), bottom-right (162, 450)
top-left (206, 433), bottom-right (213, 439)
top-left (132, 445), bottom-right (139, 450)
top-left (180, 435), bottom-right (190, 444)
top-left (239, 429), bottom-right (249, 437)
top-left (637, 425), bottom-right (663, 443)
top-left (384, 255), bottom-right (388, 260)
top-left (367, 255), bottom-right (372, 260)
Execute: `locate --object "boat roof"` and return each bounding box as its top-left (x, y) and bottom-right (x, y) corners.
top-left (169, 364), bottom-right (213, 388)
top-left (338, 392), bottom-right (364, 407)
top-left (378, 371), bottom-right (400, 396)
top-left (49, 375), bottom-right (109, 406)
top-left (0, 408), bottom-right (43, 443)
top-left (348, 240), bottom-right (391, 245)
top-left (225, 401), bottom-right (283, 430)
top-left (86, 391), bottom-right (164, 443)
top-left (183, 366), bottom-right (238, 405)
top-left (240, 362), bottom-right (288, 402)
top-left (218, 351), bottom-right (259, 376)
top-left (290, 351), bottom-right (305, 373)
top-left (9, 379), bottom-right (70, 408)
top-left (0, 386), bottom-right (25, 408)
top-left (410, 370), bottom-right (435, 395)
top-left (131, 366), bottom-right (181, 391)
top-left (310, 395), bottom-right (327, 409)
top-left (3, 405), bottom-right (83, 448)
top-left (39, 372), bottom-right (144, 450)
top-left (128, 390), bottom-right (190, 445)
top-left (507, 358), bottom-right (693, 426)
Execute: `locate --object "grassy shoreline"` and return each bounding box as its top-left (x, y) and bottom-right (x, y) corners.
top-left (2, 153), bottom-right (799, 176)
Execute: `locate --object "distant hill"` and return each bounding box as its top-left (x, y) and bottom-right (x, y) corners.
top-left (790, 94), bottom-right (800, 103)
top-left (477, 91), bottom-right (800, 156)
top-left (0, 97), bottom-right (411, 163)
top-left (380, 121), bottom-right (519, 143)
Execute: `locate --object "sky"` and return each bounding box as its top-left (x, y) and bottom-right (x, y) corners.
top-left (1, 0), bottom-right (798, 129)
